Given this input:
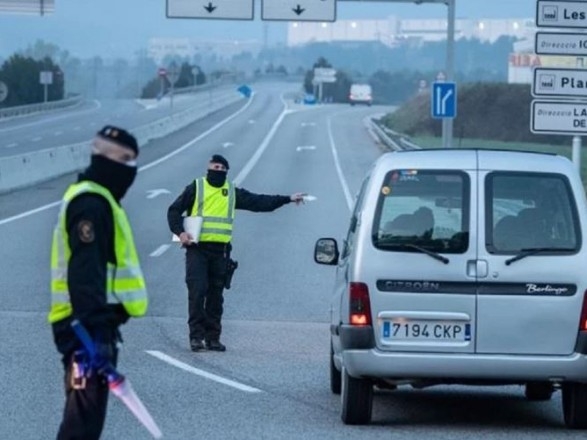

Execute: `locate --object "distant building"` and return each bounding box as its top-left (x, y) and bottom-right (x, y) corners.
top-left (287, 16), bottom-right (532, 47)
top-left (148, 38), bottom-right (263, 64)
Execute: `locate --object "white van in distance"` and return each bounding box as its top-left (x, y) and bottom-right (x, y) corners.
top-left (349, 84), bottom-right (372, 106)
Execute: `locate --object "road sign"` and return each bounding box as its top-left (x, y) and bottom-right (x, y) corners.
top-left (536, 0), bottom-right (587, 29)
top-left (158, 68), bottom-right (167, 77)
top-left (237, 84), bottom-right (252, 98)
top-left (533, 67), bottom-right (587, 98)
top-left (535, 32), bottom-right (587, 56)
top-left (531, 100), bottom-right (587, 135)
top-left (313, 67), bottom-right (337, 83)
top-left (167, 0), bottom-right (254, 20)
top-left (261, 0), bottom-right (335, 21)
top-left (431, 82), bottom-right (456, 119)
top-left (40, 71), bottom-right (53, 85)
top-left (0, 81), bottom-right (8, 103)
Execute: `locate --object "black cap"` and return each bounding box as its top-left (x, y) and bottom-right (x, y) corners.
top-left (210, 154), bottom-right (229, 170)
top-left (97, 125), bottom-right (139, 156)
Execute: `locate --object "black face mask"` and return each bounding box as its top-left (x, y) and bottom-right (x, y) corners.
top-left (206, 170), bottom-right (227, 188)
top-left (80, 154), bottom-right (137, 201)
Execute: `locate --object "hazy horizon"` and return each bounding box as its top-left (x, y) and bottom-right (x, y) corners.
top-left (0, 0), bottom-right (538, 59)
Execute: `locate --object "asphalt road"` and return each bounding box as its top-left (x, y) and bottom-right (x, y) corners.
top-left (0, 88), bottom-right (228, 157)
top-left (0, 83), bottom-right (582, 439)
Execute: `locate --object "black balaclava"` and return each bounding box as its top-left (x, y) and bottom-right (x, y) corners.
top-left (206, 169), bottom-right (227, 188)
top-left (206, 154), bottom-right (230, 188)
top-left (80, 154), bottom-right (137, 201)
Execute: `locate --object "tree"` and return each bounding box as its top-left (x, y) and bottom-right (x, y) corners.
top-left (0, 54), bottom-right (64, 107)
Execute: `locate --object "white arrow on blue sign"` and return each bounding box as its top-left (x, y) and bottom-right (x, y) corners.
top-left (431, 82), bottom-right (457, 119)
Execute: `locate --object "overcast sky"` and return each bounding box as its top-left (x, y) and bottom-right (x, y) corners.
top-left (0, 0), bottom-right (538, 59)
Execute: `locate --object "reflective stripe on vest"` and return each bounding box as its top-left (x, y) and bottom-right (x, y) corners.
top-left (48, 181), bottom-right (148, 324)
top-left (189, 177), bottom-right (235, 243)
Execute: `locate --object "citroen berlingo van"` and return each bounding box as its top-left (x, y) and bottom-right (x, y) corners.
top-left (315, 149), bottom-right (587, 428)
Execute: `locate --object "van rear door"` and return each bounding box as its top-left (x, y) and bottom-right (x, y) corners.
top-left (367, 157), bottom-right (478, 354)
top-left (476, 162), bottom-right (583, 355)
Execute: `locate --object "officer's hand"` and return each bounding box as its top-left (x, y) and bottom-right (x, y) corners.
top-left (290, 193), bottom-right (306, 205)
top-left (179, 232), bottom-right (194, 246)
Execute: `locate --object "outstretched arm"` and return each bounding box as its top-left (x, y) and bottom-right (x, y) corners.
top-left (235, 188), bottom-right (305, 212)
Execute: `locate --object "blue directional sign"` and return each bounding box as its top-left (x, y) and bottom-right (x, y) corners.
top-left (237, 84), bottom-right (252, 98)
top-left (431, 82), bottom-right (457, 119)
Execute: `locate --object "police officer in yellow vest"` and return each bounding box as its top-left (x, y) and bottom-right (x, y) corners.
top-left (49, 126), bottom-right (147, 440)
top-left (167, 155), bottom-right (305, 352)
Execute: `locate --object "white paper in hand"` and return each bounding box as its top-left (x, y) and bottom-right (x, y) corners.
top-left (171, 216), bottom-right (203, 243)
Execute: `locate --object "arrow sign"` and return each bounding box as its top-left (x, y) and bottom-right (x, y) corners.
top-left (292, 4), bottom-right (304, 15)
top-left (167, 0), bottom-right (253, 20)
top-left (261, 0), bottom-right (335, 21)
top-left (146, 189), bottom-right (171, 199)
top-left (203, 2), bottom-right (216, 12)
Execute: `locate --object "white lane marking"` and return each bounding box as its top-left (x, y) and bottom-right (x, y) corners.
top-left (0, 96), bottom-right (256, 226)
top-left (0, 201), bottom-right (61, 226)
top-left (5, 143), bottom-right (17, 148)
top-left (296, 145), bottom-right (316, 152)
top-left (149, 245), bottom-right (170, 257)
top-left (222, 142), bottom-right (234, 148)
top-left (233, 105), bottom-right (293, 186)
top-left (54, 131), bottom-right (63, 136)
top-left (140, 95), bottom-right (254, 172)
top-left (301, 122), bottom-right (316, 127)
top-left (146, 189), bottom-right (171, 199)
top-left (248, 119), bottom-right (255, 124)
top-left (73, 126), bottom-right (81, 131)
top-left (327, 116), bottom-right (353, 211)
top-left (146, 350), bottom-right (263, 393)
top-left (31, 137), bottom-right (42, 142)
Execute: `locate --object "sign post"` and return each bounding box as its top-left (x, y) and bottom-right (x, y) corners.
top-left (313, 68), bottom-right (337, 103)
top-left (40, 71), bottom-right (53, 103)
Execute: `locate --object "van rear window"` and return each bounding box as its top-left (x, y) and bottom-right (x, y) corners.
top-left (373, 170), bottom-right (470, 254)
top-left (486, 172), bottom-right (580, 253)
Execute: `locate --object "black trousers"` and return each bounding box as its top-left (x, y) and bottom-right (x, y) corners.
top-left (185, 244), bottom-right (228, 342)
top-left (56, 349), bottom-right (118, 440)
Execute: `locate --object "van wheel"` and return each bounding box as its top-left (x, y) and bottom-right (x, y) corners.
top-left (525, 382), bottom-right (554, 401)
top-left (562, 382), bottom-right (587, 429)
top-left (330, 343), bottom-right (341, 395)
top-left (341, 367), bottom-right (373, 425)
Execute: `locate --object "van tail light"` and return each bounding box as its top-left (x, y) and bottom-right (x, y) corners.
top-left (580, 290), bottom-right (587, 331)
top-left (350, 282), bottom-right (372, 326)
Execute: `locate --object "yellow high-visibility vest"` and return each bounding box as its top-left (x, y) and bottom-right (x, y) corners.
top-left (48, 181), bottom-right (148, 324)
top-left (189, 177), bottom-right (236, 243)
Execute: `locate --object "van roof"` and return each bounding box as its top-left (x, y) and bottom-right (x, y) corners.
top-left (375, 148), bottom-right (572, 174)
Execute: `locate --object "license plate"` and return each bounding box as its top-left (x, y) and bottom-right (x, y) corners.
top-left (383, 320), bottom-right (471, 341)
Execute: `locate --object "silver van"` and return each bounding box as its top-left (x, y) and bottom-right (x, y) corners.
top-left (315, 149), bottom-right (587, 428)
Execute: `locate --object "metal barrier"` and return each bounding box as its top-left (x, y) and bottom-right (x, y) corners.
top-left (0, 95), bottom-right (83, 120)
top-left (370, 118), bottom-right (420, 151)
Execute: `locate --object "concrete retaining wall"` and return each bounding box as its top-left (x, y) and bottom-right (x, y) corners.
top-left (0, 87), bottom-right (245, 194)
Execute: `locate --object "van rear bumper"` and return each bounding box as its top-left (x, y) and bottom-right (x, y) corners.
top-left (342, 349), bottom-right (587, 382)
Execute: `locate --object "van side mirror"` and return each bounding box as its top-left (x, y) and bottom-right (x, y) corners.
top-left (314, 238), bottom-right (339, 265)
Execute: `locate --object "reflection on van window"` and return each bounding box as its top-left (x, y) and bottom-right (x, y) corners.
top-left (373, 170), bottom-right (469, 254)
top-left (487, 173), bottom-right (580, 253)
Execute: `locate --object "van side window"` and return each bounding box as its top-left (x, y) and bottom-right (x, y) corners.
top-left (342, 175), bottom-right (371, 259)
top-left (486, 172), bottom-right (580, 253)
top-left (372, 170), bottom-right (470, 254)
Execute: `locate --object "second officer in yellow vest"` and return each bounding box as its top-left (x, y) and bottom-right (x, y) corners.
top-left (49, 126), bottom-right (147, 440)
top-left (167, 155), bottom-right (305, 352)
